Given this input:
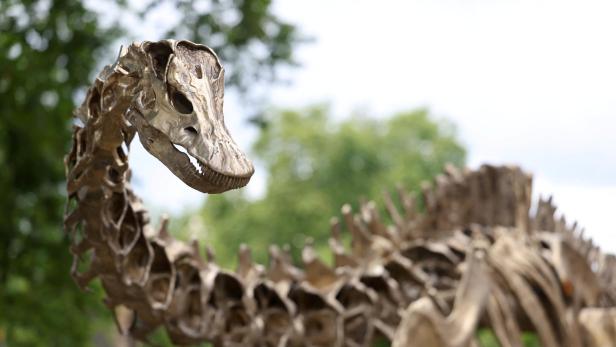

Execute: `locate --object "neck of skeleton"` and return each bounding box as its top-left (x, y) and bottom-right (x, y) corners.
top-left (64, 83), bottom-right (156, 282)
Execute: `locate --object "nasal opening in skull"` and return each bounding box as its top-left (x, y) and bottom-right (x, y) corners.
top-left (184, 126), bottom-right (198, 136)
top-left (171, 89), bottom-right (193, 114)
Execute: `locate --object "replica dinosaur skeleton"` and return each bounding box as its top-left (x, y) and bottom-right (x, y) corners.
top-left (64, 39), bottom-right (616, 347)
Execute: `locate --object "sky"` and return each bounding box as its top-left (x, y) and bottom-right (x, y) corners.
top-left (121, 0), bottom-right (616, 253)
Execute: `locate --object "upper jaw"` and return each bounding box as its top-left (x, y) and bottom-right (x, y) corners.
top-left (168, 117), bottom-right (255, 193)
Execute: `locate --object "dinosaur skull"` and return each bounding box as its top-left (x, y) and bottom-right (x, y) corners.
top-left (122, 39), bottom-right (254, 193)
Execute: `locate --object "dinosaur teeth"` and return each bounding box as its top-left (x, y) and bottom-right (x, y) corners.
top-left (173, 144), bottom-right (203, 175)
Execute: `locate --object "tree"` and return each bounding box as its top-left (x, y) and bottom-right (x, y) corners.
top-left (194, 105), bottom-right (466, 267)
top-left (0, 0), bottom-right (300, 345)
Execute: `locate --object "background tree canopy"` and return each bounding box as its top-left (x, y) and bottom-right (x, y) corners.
top-left (0, 0), bottom-right (299, 345)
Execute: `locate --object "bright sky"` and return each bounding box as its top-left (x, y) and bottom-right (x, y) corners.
top-left (124, 0), bottom-right (616, 253)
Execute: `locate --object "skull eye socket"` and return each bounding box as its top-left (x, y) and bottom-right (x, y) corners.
top-left (171, 90), bottom-right (193, 114)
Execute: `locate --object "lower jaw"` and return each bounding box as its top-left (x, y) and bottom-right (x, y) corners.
top-left (166, 148), bottom-right (251, 194)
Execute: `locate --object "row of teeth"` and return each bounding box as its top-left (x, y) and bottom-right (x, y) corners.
top-left (174, 144), bottom-right (204, 175)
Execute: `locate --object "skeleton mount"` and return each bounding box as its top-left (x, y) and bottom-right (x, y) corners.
top-left (64, 40), bottom-right (616, 347)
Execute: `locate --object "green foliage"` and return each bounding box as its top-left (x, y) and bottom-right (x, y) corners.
top-left (0, 0), bottom-right (299, 345)
top-left (477, 329), bottom-right (542, 347)
top-left (521, 332), bottom-right (542, 347)
top-left (478, 329), bottom-right (501, 347)
top-left (197, 105), bottom-right (466, 266)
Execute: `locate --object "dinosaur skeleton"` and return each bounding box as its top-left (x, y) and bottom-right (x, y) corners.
top-left (64, 39), bottom-right (616, 346)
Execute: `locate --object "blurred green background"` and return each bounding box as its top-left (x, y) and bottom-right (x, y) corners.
top-left (0, 1), bottom-right (539, 346)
